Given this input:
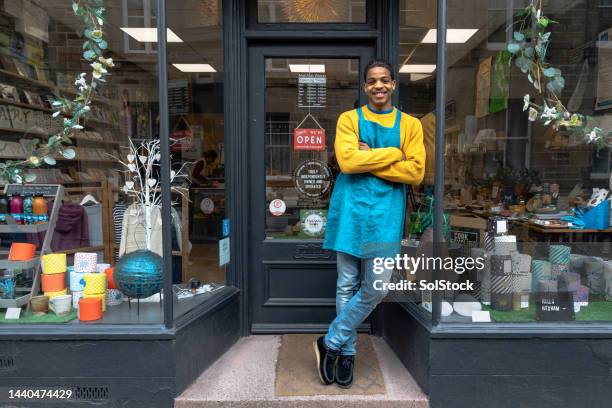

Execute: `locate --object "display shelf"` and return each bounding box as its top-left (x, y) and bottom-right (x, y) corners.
top-left (0, 292), bottom-right (30, 309)
top-left (58, 87), bottom-right (120, 108)
top-left (0, 257), bottom-right (39, 270)
top-left (0, 222), bottom-right (49, 233)
top-left (0, 99), bottom-right (53, 113)
top-left (0, 155), bottom-right (117, 164)
top-left (57, 245), bottom-right (105, 255)
top-left (0, 68), bottom-right (55, 88)
top-left (0, 126), bottom-right (120, 146)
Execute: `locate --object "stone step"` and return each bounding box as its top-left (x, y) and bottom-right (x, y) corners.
top-left (175, 335), bottom-right (429, 408)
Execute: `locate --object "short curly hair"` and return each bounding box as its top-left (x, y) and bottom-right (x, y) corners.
top-left (363, 59), bottom-right (394, 81)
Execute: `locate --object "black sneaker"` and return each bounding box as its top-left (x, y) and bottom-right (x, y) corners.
top-left (335, 355), bottom-right (355, 388)
top-left (313, 336), bottom-right (339, 385)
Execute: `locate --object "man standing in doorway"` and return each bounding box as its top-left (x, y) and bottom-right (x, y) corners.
top-left (315, 59), bottom-right (425, 388)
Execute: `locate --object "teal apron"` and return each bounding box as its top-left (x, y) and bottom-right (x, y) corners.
top-left (323, 107), bottom-right (406, 259)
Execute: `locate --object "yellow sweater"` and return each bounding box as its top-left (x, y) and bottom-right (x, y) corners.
top-left (334, 105), bottom-right (425, 185)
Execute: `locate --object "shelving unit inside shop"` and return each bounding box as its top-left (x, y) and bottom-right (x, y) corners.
top-left (0, 184), bottom-right (63, 309)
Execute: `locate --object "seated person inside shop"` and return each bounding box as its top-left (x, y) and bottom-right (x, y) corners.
top-left (316, 59), bottom-right (425, 388)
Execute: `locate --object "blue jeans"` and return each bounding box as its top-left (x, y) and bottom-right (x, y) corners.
top-left (325, 252), bottom-right (394, 356)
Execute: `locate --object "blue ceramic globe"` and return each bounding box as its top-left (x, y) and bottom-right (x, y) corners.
top-left (114, 250), bottom-right (163, 299)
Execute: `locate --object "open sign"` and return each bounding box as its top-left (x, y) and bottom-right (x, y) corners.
top-left (293, 128), bottom-right (326, 151)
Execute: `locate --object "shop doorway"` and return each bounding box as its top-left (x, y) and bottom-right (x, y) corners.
top-left (247, 44), bottom-right (375, 332)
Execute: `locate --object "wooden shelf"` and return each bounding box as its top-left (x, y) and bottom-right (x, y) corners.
top-left (0, 257), bottom-right (39, 270)
top-left (0, 223), bottom-right (49, 233)
top-left (0, 126), bottom-right (120, 146)
top-left (0, 68), bottom-right (55, 89)
top-left (57, 245), bottom-right (105, 255)
top-left (0, 99), bottom-right (52, 113)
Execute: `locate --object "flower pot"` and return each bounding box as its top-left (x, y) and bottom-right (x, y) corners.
top-left (49, 294), bottom-right (72, 316)
top-left (30, 295), bottom-right (49, 315)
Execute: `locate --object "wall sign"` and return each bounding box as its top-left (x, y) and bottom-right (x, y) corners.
top-left (222, 218), bottom-right (230, 237)
top-left (219, 237), bottom-right (230, 266)
top-left (297, 74), bottom-right (326, 108)
top-left (200, 197), bottom-right (215, 214)
top-left (293, 128), bottom-right (326, 151)
top-left (269, 199), bottom-right (286, 216)
top-left (293, 160), bottom-right (333, 199)
top-left (300, 209), bottom-right (327, 238)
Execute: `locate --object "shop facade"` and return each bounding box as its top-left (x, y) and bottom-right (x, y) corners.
top-left (0, 0), bottom-right (611, 407)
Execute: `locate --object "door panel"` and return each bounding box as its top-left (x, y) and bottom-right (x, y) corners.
top-left (249, 45), bottom-right (375, 332)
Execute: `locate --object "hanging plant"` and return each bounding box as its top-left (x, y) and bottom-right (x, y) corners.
top-left (0, 0), bottom-right (113, 184)
top-left (506, 0), bottom-right (611, 150)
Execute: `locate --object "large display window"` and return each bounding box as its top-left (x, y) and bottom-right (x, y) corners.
top-left (419, 0), bottom-right (612, 324)
top-left (0, 0), bottom-right (228, 327)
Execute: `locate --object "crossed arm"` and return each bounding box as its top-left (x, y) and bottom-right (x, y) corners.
top-left (334, 112), bottom-right (426, 185)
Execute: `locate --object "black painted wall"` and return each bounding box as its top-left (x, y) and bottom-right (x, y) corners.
top-left (0, 294), bottom-right (240, 408)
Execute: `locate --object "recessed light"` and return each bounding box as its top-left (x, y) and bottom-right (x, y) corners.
top-left (289, 64), bottom-right (325, 73)
top-left (421, 29), bottom-right (478, 44)
top-left (172, 64), bottom-right (217, 73)
top-left (400, 64), bottom-right (436, 74)
top-left (120, 27), bottom-right (183, 43)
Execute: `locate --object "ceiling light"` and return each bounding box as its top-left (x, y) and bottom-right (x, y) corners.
top-left (410, 73), bottom-right (432, 81)
top-left (120, 27), bottom-right (183, 43)
top-left (289, 64), bottom-right (325, 73)
top-left (421, 29), bottom-right (478, 44)
top-left (172, 64), bottom-right (217, 73)
top-left (400, 64), bottom-right (436, 74)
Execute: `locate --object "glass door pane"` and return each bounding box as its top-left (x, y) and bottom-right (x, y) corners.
top-left (265, 58), bottom-right (359, 240)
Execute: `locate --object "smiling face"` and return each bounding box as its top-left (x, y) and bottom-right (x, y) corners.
top-left (364, 66), bottom-right (396, 111)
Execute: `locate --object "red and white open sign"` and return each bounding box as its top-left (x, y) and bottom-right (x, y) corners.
top-left (293, 128), bottom-right (326, 151)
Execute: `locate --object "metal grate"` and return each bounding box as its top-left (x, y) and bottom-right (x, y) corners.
top-left (72, 386), bottom-right (110, 400)
top-left (0, 356), bottom-right (14, 370)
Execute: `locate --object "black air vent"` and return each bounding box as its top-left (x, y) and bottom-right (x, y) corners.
top-left (0, 356), bottom-right (14, 370)
top-left (73, 386), bottom-right (110, 400)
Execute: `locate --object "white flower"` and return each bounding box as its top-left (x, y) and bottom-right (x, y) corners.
top-left (523, 94), bottom-right (530, 111)
top-left (90, 62), bottom-right (107, 79)
top-left (98, 57), bottom-right (115, 68)
top-left (536, 9), bottom-right (541, 20)
top-left (74, 73), bottom-right (88, 91)
top-left (52, 111), bottom-right (61, 118)
top-left (541, 106), bottom-right (558, 125)
top-left (528, 107), bottom-right (538, 122)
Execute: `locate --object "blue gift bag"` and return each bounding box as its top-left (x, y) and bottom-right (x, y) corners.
top-left (573, 199), bottom-right (610, 230)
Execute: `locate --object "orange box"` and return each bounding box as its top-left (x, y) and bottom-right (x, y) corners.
top-left (8, 243), bottom-right (36, 261)
top-left (78, 297), bottom-right (103, 321)
top-left (41, 272), bottom-right (66, 293)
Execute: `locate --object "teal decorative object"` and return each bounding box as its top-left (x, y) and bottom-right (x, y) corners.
top-left (114, 250), bottom-right (163, 299)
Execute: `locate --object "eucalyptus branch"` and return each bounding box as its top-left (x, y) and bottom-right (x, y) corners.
top-left (507, 0), bottom-right (612, 149)
top-left (0, 0), bottom-right (114, 183)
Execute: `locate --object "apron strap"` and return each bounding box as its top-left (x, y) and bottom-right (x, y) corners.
top-left (356, 107), bottom-right (364, 121)
top-left (393, 108), bottom-right (402, 130)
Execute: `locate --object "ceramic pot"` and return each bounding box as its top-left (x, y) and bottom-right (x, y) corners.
top-left (30, 295), bottom-right (49, 315)
top-left (49, 294), bottom-right (72, 316)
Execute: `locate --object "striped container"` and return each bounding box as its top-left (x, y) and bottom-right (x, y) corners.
top-left (549, 245), bottom-right (571, 265)
top-left (532, 260), bottom-right (552, 289)
top-left (491, 274), bottom-right (513, 294)
top-left (539, 280), bottom-right (558, 293)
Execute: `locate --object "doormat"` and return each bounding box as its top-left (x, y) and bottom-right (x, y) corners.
top-left (275, 333), bottom-right (386, 397)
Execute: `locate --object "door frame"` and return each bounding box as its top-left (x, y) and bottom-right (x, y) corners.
top-left (247, 44), bottom-right (376, 332)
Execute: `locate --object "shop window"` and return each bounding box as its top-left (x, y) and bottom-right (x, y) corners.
top-left (165, 0), bottom-right (226, 318)
top-left (0, 1), bottom-right (164, 324)
top-left (437, 0), bottom-right (612, 324)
